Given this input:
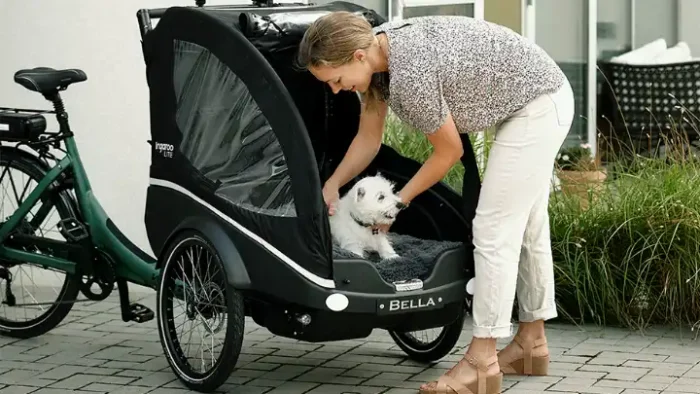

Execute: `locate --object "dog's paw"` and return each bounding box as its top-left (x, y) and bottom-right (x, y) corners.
top-left (380, 252), bottom-right (400, 260)
top-left (344, 245), bottom-right (366, 258)
top-left (352, 250), bottom-right (366, 258)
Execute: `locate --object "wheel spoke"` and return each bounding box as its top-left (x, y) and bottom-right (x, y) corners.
top-left (390, 306), bottom-right (466, 362)
top-left (0, 151), bottom-right (79, 338)
top-left (158, 234), bottom-right (243, 391)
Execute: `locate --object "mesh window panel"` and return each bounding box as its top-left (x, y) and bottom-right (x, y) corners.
top-left (172, 39), bottom-right (296, 217)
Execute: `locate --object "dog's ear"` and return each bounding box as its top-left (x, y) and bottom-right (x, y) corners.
top-left (355, 187), bottom-right (365, 202)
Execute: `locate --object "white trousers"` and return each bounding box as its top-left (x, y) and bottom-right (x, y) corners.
top-left (471, 79), bottom-right (575, 338)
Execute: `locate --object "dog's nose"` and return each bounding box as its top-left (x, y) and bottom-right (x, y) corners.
top-left (396, 202), bottom-right (407, 210)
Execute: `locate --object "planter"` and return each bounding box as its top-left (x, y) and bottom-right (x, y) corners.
top-left (557, 169), bottom-right (607, 209)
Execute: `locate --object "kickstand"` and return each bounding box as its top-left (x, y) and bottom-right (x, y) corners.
top-left (0, 266), bottom-right (16, 307)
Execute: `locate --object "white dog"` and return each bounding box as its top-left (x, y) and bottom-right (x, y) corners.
top-left (330, 174), bottom-right (407, 260)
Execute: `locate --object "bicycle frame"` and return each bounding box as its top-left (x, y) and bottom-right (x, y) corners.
top-left (0, 107), bottom-right (160, 289)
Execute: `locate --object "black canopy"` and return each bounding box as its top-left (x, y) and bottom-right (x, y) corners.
top-left (142, 2), bottom-right (385, 279)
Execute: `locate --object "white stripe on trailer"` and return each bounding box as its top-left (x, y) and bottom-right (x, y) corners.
top-left (149, 178), bottom-right (336, 289)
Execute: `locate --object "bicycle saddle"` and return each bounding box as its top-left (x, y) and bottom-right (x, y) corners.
top-left (14, 67), bottom-right (87, 95)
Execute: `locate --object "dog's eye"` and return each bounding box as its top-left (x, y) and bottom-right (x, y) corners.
top-left (377, 193), bottom-right (385, 201)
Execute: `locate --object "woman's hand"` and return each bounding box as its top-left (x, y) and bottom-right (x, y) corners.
top-left (322, 181), bottom-right (340, 216)
top-left (321, 100), bottom-right (389, 216)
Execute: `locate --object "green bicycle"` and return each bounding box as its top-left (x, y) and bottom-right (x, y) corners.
top-left (0, 66), bottom-right (240, 392)
top-left (0, 67), bottom-right (159, 333)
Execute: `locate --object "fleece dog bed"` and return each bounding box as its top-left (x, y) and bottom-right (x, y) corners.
top-left (332, 233), bottom-right (464, 283)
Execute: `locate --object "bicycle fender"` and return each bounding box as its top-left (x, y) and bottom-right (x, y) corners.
top-left (167, 216), bottom-right (252, 290)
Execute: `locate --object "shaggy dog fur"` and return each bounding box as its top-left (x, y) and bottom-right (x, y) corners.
top-left (329, 175), bottom-right (406, 260)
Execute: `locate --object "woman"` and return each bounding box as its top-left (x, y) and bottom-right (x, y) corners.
top-left (297, 10), bottom-right (574, 394)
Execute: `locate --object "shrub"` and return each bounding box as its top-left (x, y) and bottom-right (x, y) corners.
top-left (550, 156), bottom-right (700, 329)
top-left (556, 142), bottom-right (598, 171)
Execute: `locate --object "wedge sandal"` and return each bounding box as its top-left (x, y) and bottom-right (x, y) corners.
top-left (419, 353), bottom-right (503, 394)
top-left (497, 335), bottom-right (549, 376)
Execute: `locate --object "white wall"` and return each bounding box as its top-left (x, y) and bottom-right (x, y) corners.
top-left (0, 0), bottom-right (297, 288)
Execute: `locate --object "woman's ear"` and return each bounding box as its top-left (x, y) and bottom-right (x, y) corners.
top-left (354, 49), bottom-right (367, 62)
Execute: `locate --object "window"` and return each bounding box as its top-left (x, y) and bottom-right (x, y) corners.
top-left (172, 40), bottom-right (296, 217)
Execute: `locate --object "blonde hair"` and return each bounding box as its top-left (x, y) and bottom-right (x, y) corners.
top-left (296, 11), bottom-right (384, 111)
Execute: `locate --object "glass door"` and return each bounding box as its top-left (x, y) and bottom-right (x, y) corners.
top-left (522, 0), bottom-right (598, 155)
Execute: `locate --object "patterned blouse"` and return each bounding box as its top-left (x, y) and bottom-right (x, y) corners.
top-left (371, 16), bottom-right (567, 134)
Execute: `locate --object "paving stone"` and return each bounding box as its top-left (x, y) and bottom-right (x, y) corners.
top-left (29, 389), bottom-right (97, 394)
top-left (258, 365), bottom-right (313, 381)
top-left (109, 387), bottom-right (161, 394)
top-left (217, 386), bottom-right (272, 394)
top-left (382, 389), bottom-right (420, 394)
top-left (664, 377), bottom-right (700, 393)
top-left (243, 378), bottom-right (289, 387)
top-left (508, 376), bottom-right (562, 391)
top-left (594, 378), bottom-right (671, 391)
top-left (587, 352), bottom-right (666, 367)
top-left (294, 366), bottom-right (365, 385)
top-left (0, 386), bottom-right (37, 394)
top-left (80, 382), bottom-right (130, 391)
top-left (128, 371), bottom-right (178, 387)
top-left (581, 365), bottom-right (651, 381)
top-left (305, 384), bottom-right (384, 394)
top-left (580, 388), bottom-right (624, 394)
top-left (351, 364), bottom-right (425, 374)
top-left (622, 360), bottom-right (693, 377)
top-left (342, 368), bottom-right (382, 379)
top-left (48, 373), bottom-right (135, 390)
top-left (0, 369), bottom-right (45, 385)
top-left (264, 381), bottom-right (320, 394)
top-left (0, 361), bottom-right (56, 372)
top-left (548, 377), bottom-right (600, 392)
top-left (3, 292), bottom-right (700, 392)
top-left (35, 365), bottom-right (93, 380)
top-left (619, 390), bottom-right (660, 394)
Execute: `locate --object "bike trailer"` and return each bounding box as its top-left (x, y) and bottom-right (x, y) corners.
top-left (139, 0), bottom-right (481, 342)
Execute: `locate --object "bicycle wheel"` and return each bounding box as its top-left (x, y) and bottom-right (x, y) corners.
top-left (157, 230), bottom-right (245, 393)
top-left (0, 148), bottom-right (81, 339)
top-left (389, 303), bottom-right (466, 363)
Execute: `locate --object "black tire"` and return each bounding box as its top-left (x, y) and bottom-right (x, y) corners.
top-left (389, 303), bottom-right (466, 363)
top-left (0, 147), bottom-right (81, 339)
top-left (156, 230), bottom-right (245, 393)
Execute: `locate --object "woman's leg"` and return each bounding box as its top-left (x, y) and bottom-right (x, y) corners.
top-left (496, 178), bottom-right (555, 375)
top-left (497, 81), bottom-right (574, 376)
top-left (420, 79), bottom-right (574, 393)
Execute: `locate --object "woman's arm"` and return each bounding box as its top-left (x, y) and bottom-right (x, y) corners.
top-left (397, 112), bottom-right (464, 204)
top-left (325, 99), bottom-right (389, 190)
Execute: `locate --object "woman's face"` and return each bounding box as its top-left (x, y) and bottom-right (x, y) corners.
top-left (309, 50), bottom-right (374, 94)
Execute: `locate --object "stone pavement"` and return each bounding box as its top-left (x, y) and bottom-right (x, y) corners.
top-left (2, 291), bottom-right (700, 394)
